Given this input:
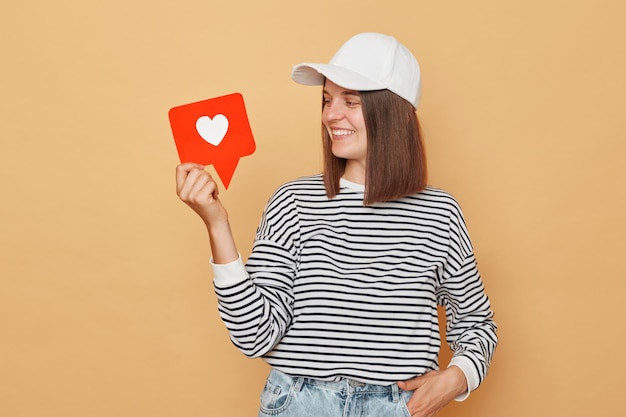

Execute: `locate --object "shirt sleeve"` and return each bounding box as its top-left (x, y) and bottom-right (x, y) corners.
top-left (436, 200), bottom-right (498, 400)
top-left (211, 255), bottom-right (248, 286)
top-left (212, 185), bottom-right (300, 358)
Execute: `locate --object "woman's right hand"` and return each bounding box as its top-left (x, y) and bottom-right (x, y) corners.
top-left (176, 163), bottom-right (239, 264)
top-left (175, 162), bottom-right (228, 227)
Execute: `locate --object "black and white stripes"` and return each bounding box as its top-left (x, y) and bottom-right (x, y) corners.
top-left (213, 175), bottom-right (496, 389)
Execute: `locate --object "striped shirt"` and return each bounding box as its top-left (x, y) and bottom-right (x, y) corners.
top-left (212, 175), bottom-right (497, 393)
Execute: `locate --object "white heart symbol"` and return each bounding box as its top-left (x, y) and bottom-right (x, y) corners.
top-left (196, 114), bottom-right (229, 146)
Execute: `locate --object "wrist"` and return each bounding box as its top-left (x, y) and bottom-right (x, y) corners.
top-left (205, 217), bottom-right (230, 233)
top-left (206, 220), bottom-right (239, 264)
top-left (446, 365), bottom-right (468, 397)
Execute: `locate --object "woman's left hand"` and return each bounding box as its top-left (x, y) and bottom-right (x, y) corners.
top-left (397, 366), bottom-right (467, 417)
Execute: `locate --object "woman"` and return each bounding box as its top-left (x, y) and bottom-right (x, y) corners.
top-left (176, 32), bottom-right (497, 417)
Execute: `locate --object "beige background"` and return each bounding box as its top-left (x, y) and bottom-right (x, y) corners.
top-left (1, 1), bottom-right (624, 416)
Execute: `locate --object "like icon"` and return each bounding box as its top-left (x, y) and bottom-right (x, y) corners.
top-left (169, 93), bottom-right (256, 189)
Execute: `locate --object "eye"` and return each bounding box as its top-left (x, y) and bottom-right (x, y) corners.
top-left (345, 100), bottom-right (360, 108)
top-left (322, 97), bottom-right (331, 107)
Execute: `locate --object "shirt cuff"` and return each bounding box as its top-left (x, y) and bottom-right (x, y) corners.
top-left (210, 254), bottom-right (249, 287)
top-left (448, 355), bottom-right (480, 402)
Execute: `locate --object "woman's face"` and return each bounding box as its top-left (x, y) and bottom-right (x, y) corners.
top-left (322, 80), bottom-right (368, 169)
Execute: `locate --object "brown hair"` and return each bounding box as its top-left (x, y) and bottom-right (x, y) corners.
top-left (322, 89), bottom-right (428, 205)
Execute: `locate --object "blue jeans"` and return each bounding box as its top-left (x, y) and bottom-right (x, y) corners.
top-left (258, 368), bottom-right (414, 417)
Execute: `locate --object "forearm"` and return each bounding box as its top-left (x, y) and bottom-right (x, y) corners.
top-left (206, 219), bottom-right (239, 264)
top-left (212, 255), bottom-right (294, 358)
top-left (440, 252), bottom-right (497, 392)
top-left (446, 317), bottom-right (497, 396)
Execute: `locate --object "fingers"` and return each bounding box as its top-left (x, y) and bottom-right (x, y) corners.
top-left (176, 163), bottom-right (218, 204)
top-left (175, 162), bottom-right (206, 195)
top-left (188, 173), bottom-right (219, 204)
top-left (400, 370), bottom-right (464, 417)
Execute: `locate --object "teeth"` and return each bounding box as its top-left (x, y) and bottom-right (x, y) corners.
top-left (332, 129), bottom-right (355, 136)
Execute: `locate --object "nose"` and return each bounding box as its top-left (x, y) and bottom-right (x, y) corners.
top-left (323, 99), bottom-right (344, 122)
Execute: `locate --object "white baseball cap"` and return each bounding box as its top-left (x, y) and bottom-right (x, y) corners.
top-left (291, 32), bottom-right (421, 108)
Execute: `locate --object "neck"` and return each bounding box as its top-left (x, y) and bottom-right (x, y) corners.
top-left (343, 161), bottom-right (366, 185)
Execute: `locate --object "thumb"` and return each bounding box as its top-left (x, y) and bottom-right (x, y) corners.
top-left (397, 374), bottom-right (426, 391)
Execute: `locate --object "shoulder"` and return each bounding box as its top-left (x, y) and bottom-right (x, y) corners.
top-left (269, 174), bottom-right (326, 200)
top-left (263, 174), bottom-right (326, 210)
top-left (406, 186), bottom-right (463, 213)
top-left (276, 173), bottom-right (325, 190)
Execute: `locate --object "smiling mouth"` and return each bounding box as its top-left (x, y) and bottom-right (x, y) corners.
top-left (331, 129), bottom-right (355, 136)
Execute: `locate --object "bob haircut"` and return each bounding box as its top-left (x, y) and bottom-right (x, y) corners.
top-left (322, 88), bottom-right (428, 205)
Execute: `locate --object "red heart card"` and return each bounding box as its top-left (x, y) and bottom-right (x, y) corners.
top-left (169, 93), bottom-right (255, 189)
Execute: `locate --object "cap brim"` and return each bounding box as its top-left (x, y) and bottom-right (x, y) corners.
top-left (291, 63), bottom-right (386, 92)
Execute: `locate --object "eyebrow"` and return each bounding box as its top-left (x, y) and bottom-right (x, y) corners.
top-left (322, 89), bottom-right (361, 97)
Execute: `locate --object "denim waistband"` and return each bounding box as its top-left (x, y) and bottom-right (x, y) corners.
top-left (292, 374), bottom-right (402, 402)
